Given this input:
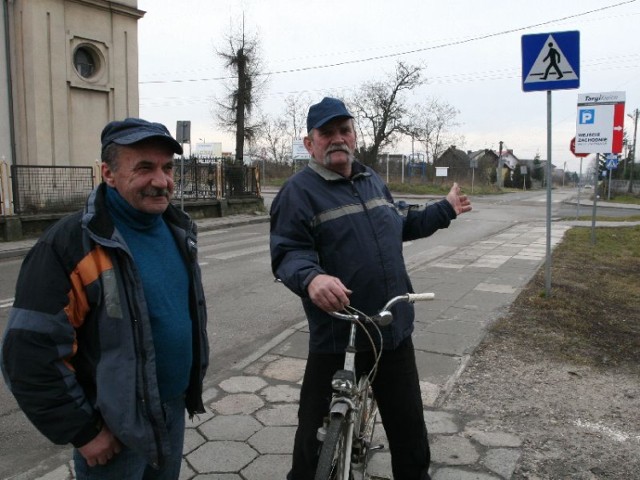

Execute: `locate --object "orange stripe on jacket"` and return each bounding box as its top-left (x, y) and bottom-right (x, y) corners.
top-left (65, 246), bottom-right (113, 328)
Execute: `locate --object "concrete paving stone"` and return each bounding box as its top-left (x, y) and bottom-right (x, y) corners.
top-left (413, 330), bottom-right (475, 356)
top-left (468, 255), bottom-right (511, 269)
top-left (481, 448), bottom-right (522, 479)
top-left (432, 467), bottom-right (501, 480)
top-left (430, 435), bottom-right (480, 465)
top-left (454, 291), bottom-right (511, 313)
top-left (422, 318), bottom-right (486, 337)
top-left (437, 307), bottom-right (490, 324)
top-left (425, 410), bottom-right (460, 434)
top-left (202, 387), bottom-right (220, 404)
top-left (209, 393), bottom-right (264, 415)
top-left (255, 403), bottom-right (299, 426)
top-left (241, 454), bottom-right (292, 479)
top-left (260, 384), bottom-right (300, 403)
top-left (187, 408), bottom-right (216, 427)
top-left (466, 430), bottom-right (522, 448)
top-left (192, 474), bottom-right (242, 480)
top-left (366, 449), bottom-right (392, 478)
top-left (242, 354), bottom-right (280, 376)
top-left (199, 414), bottom-right (262, 441)
top-left (474, 283), bottom-right (517, 294)
top-left (186, 441), bottom-right (258, 473)
top-left (269, 331), bottom-right (310, 360)
top-left (35, 464), bottom-right (71, 480)
top-left (414, 351), bottom-right (461, 384)
top-left (184, 427), bottom-right (207, 454)
top-left (420, 380), bottom-right (440, 407)
top-left (218, 376), bottom-right (267, 393)
top-left (261, 356), bottom-right (306, 382)
top-left (180, 459), bottom-right (195, 480)
top-left (248, 426), bottom-right (297, 454)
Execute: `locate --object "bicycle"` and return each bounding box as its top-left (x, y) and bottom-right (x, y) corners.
top-left (314, 292), bottom-right (435, 480)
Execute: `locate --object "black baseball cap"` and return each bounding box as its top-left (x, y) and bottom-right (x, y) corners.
top-left (306, 97), bottom-right (353, 133)
top-left (100, 117), bottom-right (183, 154)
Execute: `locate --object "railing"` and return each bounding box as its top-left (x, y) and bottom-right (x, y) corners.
top-left (1, 159), bottom-right (260, 217)
top-left (10, 165), bottom-right (96, 215)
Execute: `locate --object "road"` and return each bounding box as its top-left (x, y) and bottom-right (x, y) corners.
top-left (0, 187), bottom-right (629, 478)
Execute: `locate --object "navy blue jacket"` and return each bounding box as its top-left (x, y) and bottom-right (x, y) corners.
top-left (270, 160), bottom-right (456, 353)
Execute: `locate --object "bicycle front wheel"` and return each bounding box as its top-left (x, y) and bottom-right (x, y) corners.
top-left (315, 413), bottom-right (351, 480)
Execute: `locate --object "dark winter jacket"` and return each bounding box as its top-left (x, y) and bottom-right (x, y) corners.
top-left (1, 183), bottom-right (209, 469)
top-left (270, 160), bottom-right (456, 353)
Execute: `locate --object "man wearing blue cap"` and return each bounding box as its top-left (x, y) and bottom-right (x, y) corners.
top-left (1, 118), bottom-right (209, 479)
top-left (270, 97), bottom-right (472, 479)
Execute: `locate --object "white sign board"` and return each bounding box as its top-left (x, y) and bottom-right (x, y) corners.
top-left (435, 167), bottom-right (449, 177)
top-left (292, 139), bottom-right (311, 160)
top-left (194, 142), bottom-right (222, 158)
top-left (575, 91), bottom-right (625, 154)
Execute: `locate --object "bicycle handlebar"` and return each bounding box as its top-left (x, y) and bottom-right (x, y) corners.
top-left (328, 293), bottom-right (434, 326)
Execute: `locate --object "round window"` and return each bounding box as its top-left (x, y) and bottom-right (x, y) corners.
top-left (73, 46), bottom-right (99, 79)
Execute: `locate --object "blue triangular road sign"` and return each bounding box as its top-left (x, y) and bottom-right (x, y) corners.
top-left (522, 31), bottom-right (580, 92)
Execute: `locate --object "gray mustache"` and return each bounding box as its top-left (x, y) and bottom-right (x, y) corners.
top-left (142, 188), bottom-right (169, 198)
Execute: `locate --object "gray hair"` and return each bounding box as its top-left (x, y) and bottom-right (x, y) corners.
top-left (101, 143), bottom-right (123, 171)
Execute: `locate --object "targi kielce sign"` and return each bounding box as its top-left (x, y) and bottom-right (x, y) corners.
top-left (575, 91), bottom-right (625, 154)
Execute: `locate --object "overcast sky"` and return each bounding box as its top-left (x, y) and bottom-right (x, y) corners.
top-left (137, 0), bottom-right (639, 172)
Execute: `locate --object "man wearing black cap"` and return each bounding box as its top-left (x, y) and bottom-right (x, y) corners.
top-left (270, 98), bottom-right (472, 479)
top-left (1, 118), bottom-right (209, 479)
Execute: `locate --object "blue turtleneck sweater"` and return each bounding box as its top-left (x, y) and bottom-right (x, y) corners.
top-left (106, 187), bottom-right (193, 401)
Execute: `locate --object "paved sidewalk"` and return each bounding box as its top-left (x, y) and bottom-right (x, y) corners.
top-left (2, 210), bottom-right (636, 480)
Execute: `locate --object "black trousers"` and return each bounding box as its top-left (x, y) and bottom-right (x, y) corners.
top-left (287, 337), bottom-right (431, 480)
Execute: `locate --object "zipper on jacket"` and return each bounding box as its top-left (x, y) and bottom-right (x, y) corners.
top-left (121, 256), bottom-right (165, 467)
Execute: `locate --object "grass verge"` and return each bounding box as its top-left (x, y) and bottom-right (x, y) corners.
top-left (490, 225), bottom-right (640, 371)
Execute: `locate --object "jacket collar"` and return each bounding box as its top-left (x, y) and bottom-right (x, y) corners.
top-left (308, 159), bottom-right (369, 181)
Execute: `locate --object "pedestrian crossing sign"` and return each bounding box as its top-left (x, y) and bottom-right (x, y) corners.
top-left (522, 31), bottom-right (580, 92)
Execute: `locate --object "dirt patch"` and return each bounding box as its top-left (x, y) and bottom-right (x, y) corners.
top-left (443, 226), bottom-right (640, 479)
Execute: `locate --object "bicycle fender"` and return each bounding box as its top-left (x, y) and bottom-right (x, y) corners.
top-left (329, 401), bottom-right (350, 417)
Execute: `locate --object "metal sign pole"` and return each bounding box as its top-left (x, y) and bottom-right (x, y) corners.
top-left (591, 154), bottom-right (599, 245)
top-left (545, 90), bottom-right (553, 297)
top-left (576, 157), bottom-right (583, 219)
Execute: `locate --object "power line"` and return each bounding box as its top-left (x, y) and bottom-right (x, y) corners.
top-left (139, 0), bottom-right (637, 86)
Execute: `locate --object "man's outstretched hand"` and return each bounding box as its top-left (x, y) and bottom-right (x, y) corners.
top-left (446, 182), bottom-right (472, 216)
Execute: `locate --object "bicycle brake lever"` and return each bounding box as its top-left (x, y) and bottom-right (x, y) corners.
top-left (374, 311), bottom-right (393, 326)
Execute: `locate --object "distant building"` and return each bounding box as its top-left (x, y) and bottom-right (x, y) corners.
top-left (434, 146), bottom-right (472, 183)
top-left (468, 149), bottom-right (499, 184)
top-left (1, 0), bottom-right (144, 168)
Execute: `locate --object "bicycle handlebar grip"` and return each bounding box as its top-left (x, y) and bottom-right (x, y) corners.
top-left (407, 292), bottom-right (435, 302)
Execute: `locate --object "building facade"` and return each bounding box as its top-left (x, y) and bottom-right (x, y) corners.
top-left (1, 0), bottom-right (144, 168)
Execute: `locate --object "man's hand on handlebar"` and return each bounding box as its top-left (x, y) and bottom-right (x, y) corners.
top-left (308, 274), bottom-right (353, 313)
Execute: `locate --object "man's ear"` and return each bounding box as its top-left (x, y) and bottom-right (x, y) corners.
top-left (101, 162), bottom-right (116, 187)
top-left (303, 135), bottom-right (313, 155)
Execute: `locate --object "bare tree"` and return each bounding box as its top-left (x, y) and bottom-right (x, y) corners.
top-left (215, 23), bottom-right (266, 162)
top-left (283, 93), bottom-right (312, 141)
top-left (403, 99), bottom-right (460, 163)
top-left (348, 62), bottom-right (425, 168)
top-left (258, 112), bottom-right (289, 164)
top-left (254, 93), bottom-right (312, 165)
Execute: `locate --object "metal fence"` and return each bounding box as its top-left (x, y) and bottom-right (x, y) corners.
top-left (2, 160), bottom-right (260, 216)
top-left (173, 159), bottom-right (259, 200)
top-left (10, 165), bottom-right (95, 214)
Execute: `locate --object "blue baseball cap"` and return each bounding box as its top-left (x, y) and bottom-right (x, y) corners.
top-left (101, 117), bottom-right (183, 154)
top-left (306, 97), bottom-right (353, 133)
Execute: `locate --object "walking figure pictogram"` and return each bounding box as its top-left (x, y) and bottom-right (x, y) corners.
top-left (541, 42), bottom-right (563, 80)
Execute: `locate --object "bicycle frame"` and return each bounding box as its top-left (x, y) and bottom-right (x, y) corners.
top-left (315, 293), bottom-right (434, 480)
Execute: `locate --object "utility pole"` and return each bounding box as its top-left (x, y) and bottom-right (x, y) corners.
top-left (497, 140), bottom-right (504, 188)
top-left (628, 108), bottom-right (638, 193)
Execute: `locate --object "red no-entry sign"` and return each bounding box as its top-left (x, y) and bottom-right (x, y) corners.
top-left (570, 137), bottom-right (588, 157)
